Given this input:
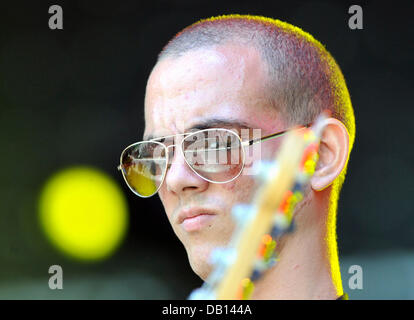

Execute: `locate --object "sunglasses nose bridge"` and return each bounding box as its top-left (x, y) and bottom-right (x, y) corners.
top-left (165, 142), bottom-right (194, 173)
top-left (164, 144), bottom-right (174, 169)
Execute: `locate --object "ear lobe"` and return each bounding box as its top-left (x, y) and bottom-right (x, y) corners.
top-left (310, 118), bottom-right (350, 191)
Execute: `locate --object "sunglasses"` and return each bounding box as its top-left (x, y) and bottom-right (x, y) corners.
top-left (118, 125), bottom-right (310, 198)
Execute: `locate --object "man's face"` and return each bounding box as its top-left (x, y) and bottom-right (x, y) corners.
top-left (144, 44), bottom-right (285, 280)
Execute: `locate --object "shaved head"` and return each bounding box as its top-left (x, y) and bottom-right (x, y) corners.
top-left (144, 15), bottom-right (356, 291)
top-left (159, 14), bottom-right (355, 151)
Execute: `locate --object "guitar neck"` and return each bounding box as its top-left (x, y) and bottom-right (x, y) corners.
top-left (216, 131), bottom-right (309, 299)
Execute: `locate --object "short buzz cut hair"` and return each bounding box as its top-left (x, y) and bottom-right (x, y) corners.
top-left (158, 14), bottom-right (355, 190)
top-left (157, 15), bottom-right (356, 287)
top-left (156, 15), bottom-right (355, 287)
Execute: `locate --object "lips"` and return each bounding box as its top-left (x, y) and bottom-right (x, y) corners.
top-left (177, 207), bottom-right (217, 232)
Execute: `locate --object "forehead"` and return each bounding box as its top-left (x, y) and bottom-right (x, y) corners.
top-left (144, 44), bottom-right (281, 139)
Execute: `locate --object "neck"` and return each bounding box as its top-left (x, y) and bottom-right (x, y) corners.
top-left (250, 188), bottom-right (343, 299)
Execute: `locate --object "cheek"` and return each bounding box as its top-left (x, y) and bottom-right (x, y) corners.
top-left (219, 175), bottom-right (257, 202)
top-left (157, 187), bottom-right (175, 220)
top-left (220, 180), bottom-right (237, 192)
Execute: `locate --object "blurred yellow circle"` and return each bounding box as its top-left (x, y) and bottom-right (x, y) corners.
top-left (38, 166), bottom-right (128, 261)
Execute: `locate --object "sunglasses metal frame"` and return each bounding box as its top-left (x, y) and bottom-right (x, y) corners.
top-left (118, 125), bottom-right (311, 198)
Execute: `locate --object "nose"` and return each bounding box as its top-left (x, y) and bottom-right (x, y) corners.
top-left (164, 144), bottom-right (209, 195)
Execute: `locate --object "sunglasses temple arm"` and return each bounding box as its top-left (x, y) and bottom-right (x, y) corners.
top-left (242, 131), bottom-right (288, 147)
top-left (242, 124), bottom-right (312, 147)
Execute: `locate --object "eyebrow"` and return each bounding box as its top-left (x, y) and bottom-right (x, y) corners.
top-left (144, 118), bottom-right (253, 141)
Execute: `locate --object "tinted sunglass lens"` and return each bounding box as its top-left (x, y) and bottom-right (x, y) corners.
top-left (121, 142), bottom-right (167, 197)
top-left (183, 129), bottom-right (244, 182)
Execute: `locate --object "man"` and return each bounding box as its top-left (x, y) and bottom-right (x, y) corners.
top-left (120, 14), bottom-right (355, 299)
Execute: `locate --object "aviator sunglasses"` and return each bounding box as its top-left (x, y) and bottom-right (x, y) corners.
top-left (118, 125), bottom-right (310, 198)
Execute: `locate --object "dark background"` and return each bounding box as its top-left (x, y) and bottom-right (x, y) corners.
top-left (0, 0), bottom-right (413, 299)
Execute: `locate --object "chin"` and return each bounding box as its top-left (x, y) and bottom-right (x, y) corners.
top-left (182, 225), bottom-right (236, 281)
top-left (187, 245), bottom-right (215, 281)
top-left (190, 259), bottom-right (212, 281)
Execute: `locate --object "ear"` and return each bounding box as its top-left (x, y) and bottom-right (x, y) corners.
top-left (310, 118), bottom-right (350, 191)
